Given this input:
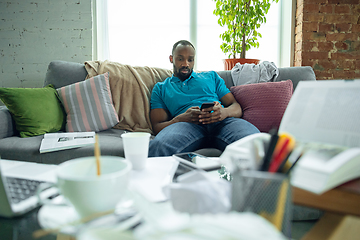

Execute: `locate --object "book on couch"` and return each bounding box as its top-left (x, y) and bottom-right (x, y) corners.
top-left (279, 79), bottom-right (360, 194)
top-left (39, 131), bottom-right (95, 153)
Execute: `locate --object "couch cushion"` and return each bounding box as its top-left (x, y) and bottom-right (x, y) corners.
top-left (57, 72), bottom-right (119, 132)
top-left (0, 85), bottom-right (65, 138)
top-left (230, 80), bottom-right (293, 133)
top-left (0, 128), bottom-right (127, 164)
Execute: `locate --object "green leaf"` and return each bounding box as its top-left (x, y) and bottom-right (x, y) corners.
top-left (213, 0), bottom-right (279, 57)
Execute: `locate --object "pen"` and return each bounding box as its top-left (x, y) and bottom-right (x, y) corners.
top-left (276, 150), bottom-right (293, 173)
top-left (260, 128), bottom-right (279, 171)
top-left (285, 148), bottom-right (304, 175)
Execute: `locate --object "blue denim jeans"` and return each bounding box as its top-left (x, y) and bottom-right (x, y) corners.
top-left (148, 117), bottom-right (260, 157)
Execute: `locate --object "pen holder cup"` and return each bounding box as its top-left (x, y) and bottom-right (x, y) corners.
top-left (231, 170), bottom-right (292, 238)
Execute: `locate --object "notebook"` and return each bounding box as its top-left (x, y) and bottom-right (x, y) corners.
top-left (0, 159), bottom-right (59, 218)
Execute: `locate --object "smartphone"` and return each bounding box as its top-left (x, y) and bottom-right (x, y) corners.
top-left (200, 102), bottom-right (215, 111)
top-left (172, 152), bottom-right (222, 172)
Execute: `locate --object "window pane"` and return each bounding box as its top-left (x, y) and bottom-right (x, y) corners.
top-left (245, 2), bottom-right (280, 65)
top-left (107, 0), bottom-right (190, 68)
top-left (196, 0), bottom-right (226, 71)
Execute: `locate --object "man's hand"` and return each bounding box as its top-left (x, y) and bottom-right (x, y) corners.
top-left (174, 106), bottom-right (202, 124)
top-left (198, 102), bottom-right (227, 124)
top-left (150, 106), bottom-right (203, 135)
top-left (198, 91), bottom-right (243, 125)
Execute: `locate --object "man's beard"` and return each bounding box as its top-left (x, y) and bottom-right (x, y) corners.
top-left (175, 67), bottom-right (192, 81)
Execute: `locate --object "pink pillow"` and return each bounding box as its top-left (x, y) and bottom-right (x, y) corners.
top-left (230, 80), bottom-right (293, 133)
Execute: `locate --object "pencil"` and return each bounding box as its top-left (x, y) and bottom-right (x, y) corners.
top-left (95, 134), bottom-right (101, 176)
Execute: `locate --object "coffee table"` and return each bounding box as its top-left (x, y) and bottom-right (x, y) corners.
top-left (0, 156), bottom-right (314, 240)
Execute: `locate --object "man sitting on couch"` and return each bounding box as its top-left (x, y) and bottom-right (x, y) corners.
top-left (148, 40), bottom-right (259, 157)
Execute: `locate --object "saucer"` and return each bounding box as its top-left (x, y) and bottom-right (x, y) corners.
top-left (37, 203), bottom-right (142, 237)
top-left (77, 213), bottom-right (142, 240)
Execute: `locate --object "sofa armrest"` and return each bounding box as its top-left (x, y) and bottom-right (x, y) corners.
top-left (275, 66), bottom-right (316, 89)
top-left (43, 60), bottom-right (88, 89)
top-left (0, 106), bottom-right (16, 139)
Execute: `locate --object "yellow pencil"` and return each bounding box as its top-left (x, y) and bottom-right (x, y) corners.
top-left (94, 134), bottom-right (101, 176)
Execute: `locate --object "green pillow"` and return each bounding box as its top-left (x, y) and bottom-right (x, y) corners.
top-left (0, 85), bottom-right (65, 137)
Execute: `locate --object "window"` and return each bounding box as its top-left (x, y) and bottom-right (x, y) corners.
top-left (107, 0), bottom-right (190, 68)
top-left (98, 0), bottom-right (289, 70)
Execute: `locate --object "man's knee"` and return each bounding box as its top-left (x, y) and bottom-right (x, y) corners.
top-left (220, 118), bottom-right (260, 143)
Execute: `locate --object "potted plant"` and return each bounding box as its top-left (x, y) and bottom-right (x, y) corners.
top-left (213, 0), bottom-right (279, 70)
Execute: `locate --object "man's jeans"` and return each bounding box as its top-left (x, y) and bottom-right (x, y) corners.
top-left (148, 117), bottom-right (260, 157)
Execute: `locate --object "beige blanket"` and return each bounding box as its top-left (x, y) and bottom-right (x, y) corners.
top-left (85, 60), bottom-right (172, 134)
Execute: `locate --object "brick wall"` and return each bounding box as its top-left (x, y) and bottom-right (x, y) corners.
top-left (294, 0), bottom-right (360, 80)
top-left (0, 0), bottom-right (92, 88)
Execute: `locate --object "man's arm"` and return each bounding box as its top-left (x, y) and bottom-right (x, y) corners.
top-left (150, 108), bottom-right (174, 135)
top-left (220, 92), bottom-right (243, 118)
top-left (198, 92), bottom-right (242, 124)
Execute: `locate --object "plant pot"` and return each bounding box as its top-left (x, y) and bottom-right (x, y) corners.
top-left (223, 58), bottom-right (261, 70)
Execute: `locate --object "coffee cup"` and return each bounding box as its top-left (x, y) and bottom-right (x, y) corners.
top-left (121, 132), bottom-right (151, 170)
top-left (38, 156), bottom-right (132, 218)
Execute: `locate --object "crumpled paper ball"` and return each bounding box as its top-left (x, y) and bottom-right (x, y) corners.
top-left (163, 170), bottom-right (231, 214)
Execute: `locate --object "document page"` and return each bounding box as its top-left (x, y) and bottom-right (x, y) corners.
top-left (279, 80), bottom-right (360, 148)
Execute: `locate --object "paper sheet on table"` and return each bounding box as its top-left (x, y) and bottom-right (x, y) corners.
top-left (129, 157), bottom-right (179, 202)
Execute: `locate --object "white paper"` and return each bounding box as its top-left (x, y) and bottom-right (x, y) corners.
top-left (39, 132), bottom-right (95, 153)
top-left (279, 80), bottom-right (360, 148)
top-left (129, 157), bottom-right (179, 202)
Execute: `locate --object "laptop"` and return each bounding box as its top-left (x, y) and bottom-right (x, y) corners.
top-left (0, 159), bottom-right (59, 218)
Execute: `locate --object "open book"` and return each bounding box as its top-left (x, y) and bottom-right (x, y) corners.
top-left (40, 132), bottom-right (95, 153)
top-left (279, 80), bottom-right (360, 194)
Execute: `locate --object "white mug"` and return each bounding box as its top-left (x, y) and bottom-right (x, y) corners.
top-left (38, 156), bottom-right (132, 218)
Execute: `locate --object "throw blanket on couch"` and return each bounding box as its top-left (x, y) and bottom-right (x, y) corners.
top-left (85, 60), bottom-right (172, 134)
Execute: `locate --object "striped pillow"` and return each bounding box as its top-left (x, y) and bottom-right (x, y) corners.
top-left (57, 72), bottom-right (119, 132)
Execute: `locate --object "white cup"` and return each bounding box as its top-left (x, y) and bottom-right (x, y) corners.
top-left (121, 132), bottom-right (151, 170)
top-left (38, 156), bottom-right (132, 218)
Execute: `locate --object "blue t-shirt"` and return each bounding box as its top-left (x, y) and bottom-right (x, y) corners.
top-left (150, 71), bottom-right (230, 118)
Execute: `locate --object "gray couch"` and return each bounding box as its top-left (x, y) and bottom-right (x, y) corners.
top-left (0, 60), bottom-right (316, 164)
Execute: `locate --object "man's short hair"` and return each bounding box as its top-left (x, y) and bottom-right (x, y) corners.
top-left (172, 40), bottom-right (195, 55)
